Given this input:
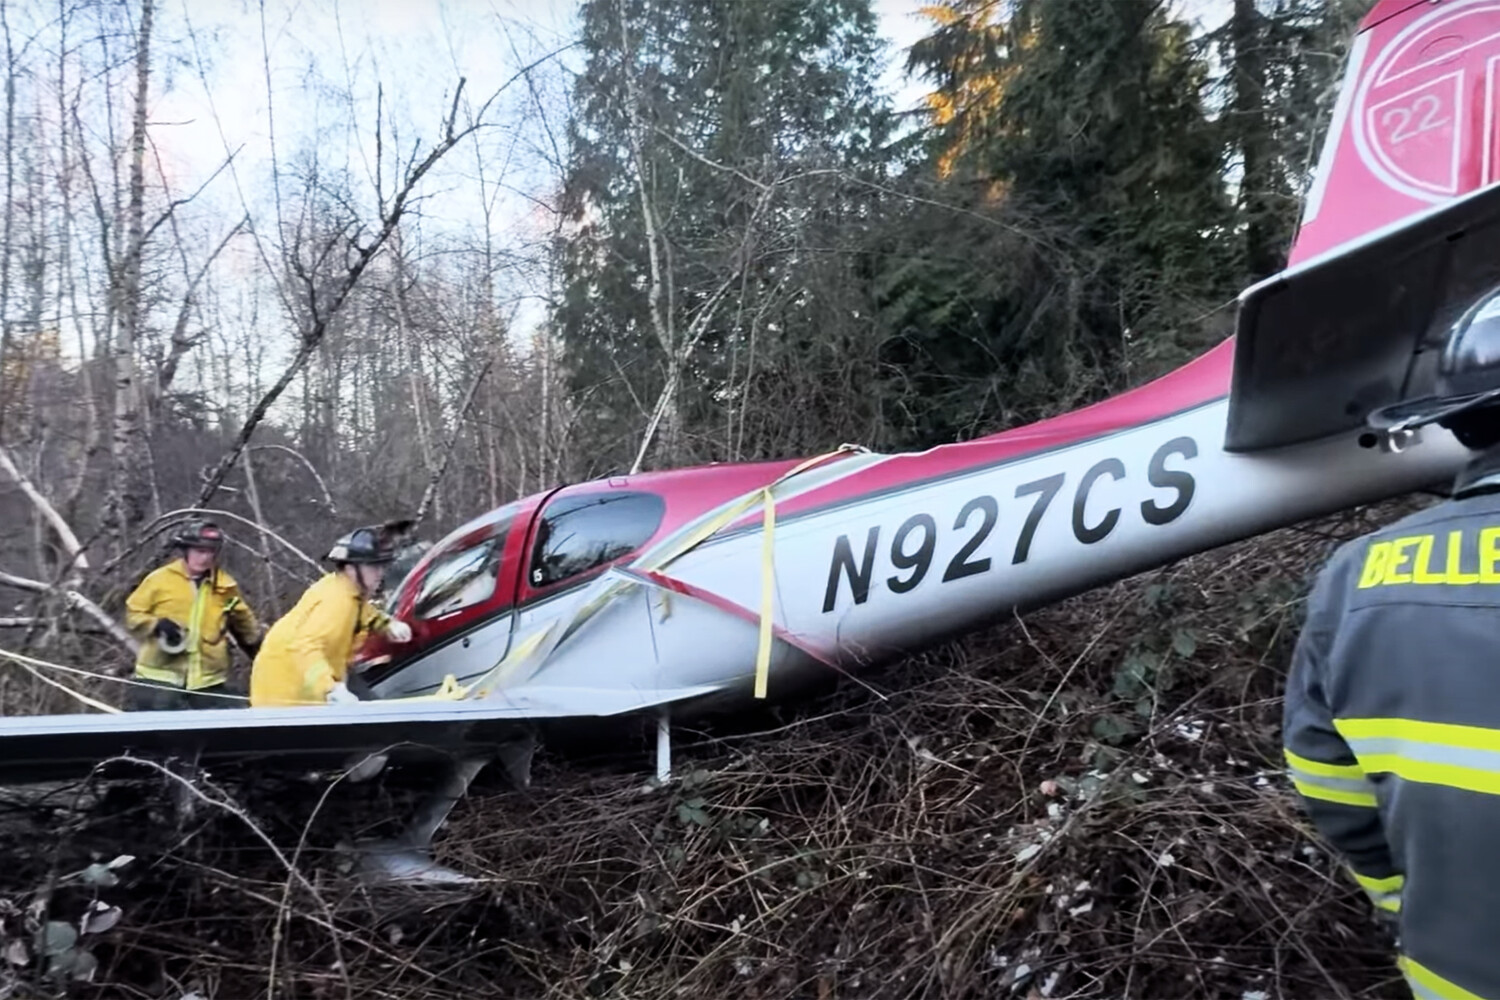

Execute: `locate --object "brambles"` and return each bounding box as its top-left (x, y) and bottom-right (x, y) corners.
top-left (0, 504), bottom-right (1415, 998)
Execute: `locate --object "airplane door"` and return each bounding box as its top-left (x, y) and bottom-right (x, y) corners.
top-left (362, 504), bottom-right (538, 699)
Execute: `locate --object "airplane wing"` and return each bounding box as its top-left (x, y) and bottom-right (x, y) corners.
top-left (0, 684), bottom-right (725, 786)
top-left (1226, 182), bottom-right (1500, 452)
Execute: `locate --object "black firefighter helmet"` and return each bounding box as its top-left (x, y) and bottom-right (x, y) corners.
top-left (170, 519), bottom-right (225, 552)
top-left (325, 518), bottom-right (413, 566)
top-left (1368, 290), bottom-right (1500, 447)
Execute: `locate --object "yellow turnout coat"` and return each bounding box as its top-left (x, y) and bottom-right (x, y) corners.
top-left (250, 572), bottom-right (389, 707)
top-left (124, 560), bottom-right (261, 690)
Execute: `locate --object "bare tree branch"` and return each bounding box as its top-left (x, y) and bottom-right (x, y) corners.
top-left (156, 214), bottom-right (247, 395)
top-left (0, 568), bottom-right (135, 651)
top-left (0, 446), bottom-right (89, 576)
top-left (195, 81), bottom-right (491, 506)
top-left (413, 352), bottom-right (497, 527)
top-left (140, 147), bottom-right (240, 244)
top-left (249, 444), bottom-right (337, 514)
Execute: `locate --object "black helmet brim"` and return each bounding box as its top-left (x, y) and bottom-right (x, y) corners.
top-left (1366, 387), bottom-right (1500, 433)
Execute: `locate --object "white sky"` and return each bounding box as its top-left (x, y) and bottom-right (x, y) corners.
top-left (138, 0), bottom-right (1234, 357)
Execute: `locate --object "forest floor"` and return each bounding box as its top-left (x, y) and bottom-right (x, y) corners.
top-left (0, 500), bottom-right (1423, 1000)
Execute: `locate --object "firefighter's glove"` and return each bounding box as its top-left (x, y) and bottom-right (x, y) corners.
top-left (153, 618), bottom-right (185, 652)
top-left (384, 618), bottom-right (412, 643)
top-left (326, 682), bottom-right (360, 705)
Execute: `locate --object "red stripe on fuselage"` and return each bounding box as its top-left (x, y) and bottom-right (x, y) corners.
top-left (498, 339), bottom-right (1230, 570)
top-left (612, 566), bottom-right (838, 667)
top-left (755, 338), bottom-right (1234, 523)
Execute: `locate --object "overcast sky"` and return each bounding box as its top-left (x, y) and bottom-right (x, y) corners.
top-left (137, 0), bottom-right (1235, 350)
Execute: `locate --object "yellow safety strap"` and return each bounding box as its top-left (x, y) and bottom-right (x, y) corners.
top-left (557, 446), bottom-right (859, 700)
top-left (371, 445), bottom-right (858, 707)
top-left (756, 483), bottom-right (775, 699)
top-left (680, 447), bottom-right (854, 699)
top-left (386, 625), bottom-right (554, 703)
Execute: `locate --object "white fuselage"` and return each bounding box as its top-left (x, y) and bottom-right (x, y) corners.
top-left (375, 398), bottom-right (1470, 723)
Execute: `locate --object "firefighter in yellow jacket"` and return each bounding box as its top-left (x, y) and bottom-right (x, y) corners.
top-left (250, 523), bottom-right (413, 707)
top-left (123, 520), bottom-right (262, 710)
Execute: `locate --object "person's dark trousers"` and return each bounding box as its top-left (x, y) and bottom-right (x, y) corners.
top-left (125, 679), bottom-right (238, 710)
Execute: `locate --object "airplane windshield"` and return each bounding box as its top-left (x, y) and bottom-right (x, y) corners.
top-left (404, 515), bottom-right (515, 620)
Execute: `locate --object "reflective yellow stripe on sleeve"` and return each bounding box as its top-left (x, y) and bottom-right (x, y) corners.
top-left (186, 583), bottom-right (207, 689)
top-left (302, 663), bottom-right (331, 702)
top-left (1284, 748), bottom-right (1378, 807)
top-left (133, 664), bottom-right (186, 687)
top-left (1335, 718), bottom-right (1500, 798)
top-left (1351, 870), bottom-right (1403, 913)
top-left (1400, 956), bottom-right (1491, 1000)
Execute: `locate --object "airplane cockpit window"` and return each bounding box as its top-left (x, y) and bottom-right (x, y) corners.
top-left (411, 530), bottom-right (509, 620)
top-left (530, 492), bottom-right (665, 588)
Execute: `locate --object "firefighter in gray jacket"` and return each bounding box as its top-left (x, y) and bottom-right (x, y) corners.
top-left (1285, 292), bottom-right (1500, 1000)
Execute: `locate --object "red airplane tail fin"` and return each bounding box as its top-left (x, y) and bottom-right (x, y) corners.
top-left (1291, 0), bottom-right (1500, 264)
top-left (1227, 0), bottom-right (1500, 452)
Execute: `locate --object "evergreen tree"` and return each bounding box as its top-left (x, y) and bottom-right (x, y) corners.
top-left (1215, 0), bottom-right (1372, 281)
top-left (555, 0), bottom-right (897, 474)
top-left (902, 0), bottom-right (1238, 409)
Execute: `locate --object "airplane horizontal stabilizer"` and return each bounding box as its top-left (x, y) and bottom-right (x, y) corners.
top-left (1227, 182), bottom-right (1500, 452)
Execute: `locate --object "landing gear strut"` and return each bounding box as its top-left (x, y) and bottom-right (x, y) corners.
top-left (349, 733), bottom-right (537, 885)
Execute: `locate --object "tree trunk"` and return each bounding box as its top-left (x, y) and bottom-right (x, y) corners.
top-left (0, 0), bottom-right (17, 441)
top-left (1232, 0), bottom-right (1281, 280)
top-left (242, 445), bottom-right (279, 616)
top-left (108, 0), bottom-right (157, 541)
top-left (56, 2), bottom-right (98, 525)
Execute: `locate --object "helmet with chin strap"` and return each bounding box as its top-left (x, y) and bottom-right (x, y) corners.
top-left (170, 519), bottom-right (224, 552)
top-left (325, 518), bottom-right (414, 566)
top-left (1368, 290), bottom-right (1500, 448)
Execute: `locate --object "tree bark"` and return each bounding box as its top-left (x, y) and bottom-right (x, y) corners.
top-left (0, 446), bottom-right (89, 578)
top-left (0, 0), bottom-right (17, 440)
top-left (241, 445), bottom-right (279, 615)
top-left (107, 0), bottom-right (157, 540)
top-left (1232, 0), bottom-right (1281, 280)
top-left (413, 353), bottom-right (495, 526)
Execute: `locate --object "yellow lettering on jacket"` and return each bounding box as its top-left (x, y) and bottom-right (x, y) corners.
top-left (1359, 541), bottom-right (1391, 589)
top-left (1383, 537), bottom-right (1420, 585)
top-left (1357, 528), bottom-right (1500, 587)
top-left (1482, 527), bottom-right (1500, 584)
top-left (1413, 535), bottom-right (1446, 584)
top-left (1446, 530), bottom-right (1480, 585)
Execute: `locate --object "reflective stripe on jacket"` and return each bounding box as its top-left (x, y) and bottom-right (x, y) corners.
top-left (1285, 468), bottom-right (1500, 1000)
top-left (249, 573), bottom-right (387, 707)
top-left (123, 560), bottom-right (260, 690)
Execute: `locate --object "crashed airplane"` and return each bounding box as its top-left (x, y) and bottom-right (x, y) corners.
top-left (1, 0), bottom-right (1496, 879)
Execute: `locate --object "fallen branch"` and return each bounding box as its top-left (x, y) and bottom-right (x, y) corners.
top-left (250, 444), bottom-right (337, 514)
top-left (109, 506), bottom-right (322, 576)
top-left (0, 446), bottom-right (89, 577)
top-left (0, 568), bottom-right (136, 652)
